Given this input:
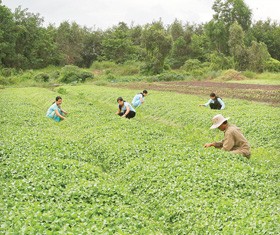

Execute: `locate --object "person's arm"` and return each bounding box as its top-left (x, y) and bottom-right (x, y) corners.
top-left (204, 141), bottom-right (223, 148)
top-left (55, 109), bottom-right (65, 120)
top-left (115, 108), bottom-right (121, 115)
top-left (122, 105), bottom-right (130, 117)
top-left (140, 96), bottom-right (144, 103)
top-left (218, 98), bottom-right (225, 110)
top-left (204, 142), bottom-right (215, 148)
top-left (221, 130), bottom-right (235, 151)
top-left (200, 99), bottom-right (211, 107)
top-left (61, 108), bottom-right (68, 115)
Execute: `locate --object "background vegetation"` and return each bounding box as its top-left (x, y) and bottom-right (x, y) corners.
top-left (1, 0), bottom-right (280, 77)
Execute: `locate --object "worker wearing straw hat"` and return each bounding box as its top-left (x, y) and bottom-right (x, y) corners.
top-left (204, 114), bottom-right (251, 158)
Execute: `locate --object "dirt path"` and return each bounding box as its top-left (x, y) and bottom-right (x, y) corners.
top-left (111, 81), bottom-right (280, 106)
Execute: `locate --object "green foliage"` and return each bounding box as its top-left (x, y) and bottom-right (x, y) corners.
top-left (264, 58), bottom-right (280, 72)
top-left (56, 87), bottom-right (67, 94)
top-left (0, 68), bottom-right (18, 77)
top-left (34, 72), bottom-right (49, 82)
top-left (91, 61), bottom-right (117, 70)
top-left (249, 19), bottom-right (280, 60)
top-left (241, 70), bottom-right (256, 79)
top-left (59, 65), bottom-right (94, 83)
top-left (0, 1), bottom-right (279, 76)
top-left (212, 0), bottom-right (252, 31)
top-left (0, 85), bottom-right (279, 234)
top-left (141, 21), bottom-right (172, 75)
top-left (181, 59), bottom-right (202, 71)
top-left (101, 22), bottom-right (137, 63)
top-left (146, 72), bottom-right (185, 82)
top-left (0, 4), bottom-right (17, 68)
top-left (248, 41), bottom-right (271, 72)
top-left (208, 52), bottom-right (234, 70)
top-left (228, 22), bottom-right (248, 70)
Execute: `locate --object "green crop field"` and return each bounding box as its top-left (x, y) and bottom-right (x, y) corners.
top-left (0, 85), bottom-right (279, 234)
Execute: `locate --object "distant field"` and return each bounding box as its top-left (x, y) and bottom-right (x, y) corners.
top-left (111, 80), bottom-right (280, 106)
top-left (0, 85), bottom-right (279, 234)
top-left (227, 79), bottom-right (280, 85)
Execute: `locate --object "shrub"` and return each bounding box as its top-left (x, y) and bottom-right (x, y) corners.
top-left (264, 58), bottom-right (280, 72)
top-left (59, 65), bottom-right (94, 84)
top-left (34, 73), bottom-right (50, 82)
top-left (57, 87), bottom-right (67, 94)
top-left (49, 70), bottom-right (60, 80)
top-left (0, 76), bottom-right (9, 85)
top-left (242, 71), bottom-right (256, 79)
top-left (91, 61), bottom-right (117, 70)
top-left (181, 59), bottom-right (202, 71)
top-left (0, 68), bottom-right (17, 77)
top-left (208, 53), bottom-right (234, 71)
top-left (146, 72), bottom-right (185, 82)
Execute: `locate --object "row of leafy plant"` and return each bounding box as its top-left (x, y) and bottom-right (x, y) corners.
top-left (0, 85), bottom-right (279, 234)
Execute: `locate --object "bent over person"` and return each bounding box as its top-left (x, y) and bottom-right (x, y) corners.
top-left (200, 93), bottom-right (225, 110)
top-left (132, 90), bottom-right (148, 108)
top-left (46, 96), bottom-right (67, 122)
top-left (204, 114), bottom-right (251, 158)
top-left (116, 97), bottom-right (136, 119)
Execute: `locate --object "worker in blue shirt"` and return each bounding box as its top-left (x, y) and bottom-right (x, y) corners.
top-left (131, 90), bottom-right (148, 108)
top-left (116, 97), bottom-right (136, 119)
top-left (46, 96), bottom-right (68, 122)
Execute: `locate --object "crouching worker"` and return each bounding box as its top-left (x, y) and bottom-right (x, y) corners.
top-left (132, 90), bottom-right (148, 108)
top-left (204, 114), bottom-right (251, 158)
top-left (116, 97), bottom-right (136, 119)
top-left (200, 93), bottom-right (225, 110)
top-left (46, 96), bottom-right (67, 122)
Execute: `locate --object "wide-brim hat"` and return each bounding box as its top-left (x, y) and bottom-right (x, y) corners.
top-left (210, 114), bottom-right (230, 129)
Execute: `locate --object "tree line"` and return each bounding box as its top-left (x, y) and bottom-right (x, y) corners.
top-left (0, 0), bottom-right (280, 74)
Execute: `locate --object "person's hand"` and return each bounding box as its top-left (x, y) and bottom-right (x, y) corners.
top-left (204, 143), bottom-right (213, 148)
top-left (121, 115), bottom-right (126, 118)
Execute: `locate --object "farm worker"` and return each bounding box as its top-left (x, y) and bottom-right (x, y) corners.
top-left (204, 114), bottom-right (251, 158)
top-left (199, 93), bottom-right (225, 110)
top-left (131, 90), bottom-right (148, 108)
top-left (46, 96), bottom-right (67, 122)
top-left (116, 97), bottom-right (136, 119)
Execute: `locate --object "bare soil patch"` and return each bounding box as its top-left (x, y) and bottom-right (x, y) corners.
top-left (111, 81), bottom-right (280, 106)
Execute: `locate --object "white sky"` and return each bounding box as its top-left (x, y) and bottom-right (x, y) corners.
top-left (2, 0), bottom-right (280, 30)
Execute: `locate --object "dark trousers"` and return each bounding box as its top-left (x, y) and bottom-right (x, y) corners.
top-left (210, 100), bottom-right (222, 110)
top-left (118, 111), bottom-right (136, 119)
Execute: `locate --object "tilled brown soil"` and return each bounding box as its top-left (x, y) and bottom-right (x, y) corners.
top-left (111, 81), bottom-right (280, 106)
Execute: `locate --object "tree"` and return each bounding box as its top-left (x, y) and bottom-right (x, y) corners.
top-left (248, 41), bottom-right (271, 72)
top-left (212, 0), bottom-right (252, 31)
top-left (0, 3), bottom-right (17, 67)
top-left (78, 28), bottom-right (103, 68)
top-left (205, 20), bottom-right (228, 54)
top-left (207, 0), bottom-right (252, 55)
top-left (168, 20), bottom-right (193, 69)
top-left (101, 22), bottom-right (135, 64)
top-left (248, 20), bottom-right (280, 60)
top-left (169, 19), bottom-right (184, 41)
top-left (56, 22), bottom-right (84, 66)
top-left (228, 22), bottom-right (248, 70)
top-left (141, 21), bottom-right (172, 74)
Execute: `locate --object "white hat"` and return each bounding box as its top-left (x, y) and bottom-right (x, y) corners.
top-left (210, 114), bottom-right (230, 129)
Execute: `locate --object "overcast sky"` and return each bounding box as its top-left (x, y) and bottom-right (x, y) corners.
top-left (2, 0), bottom-right (280, 30)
